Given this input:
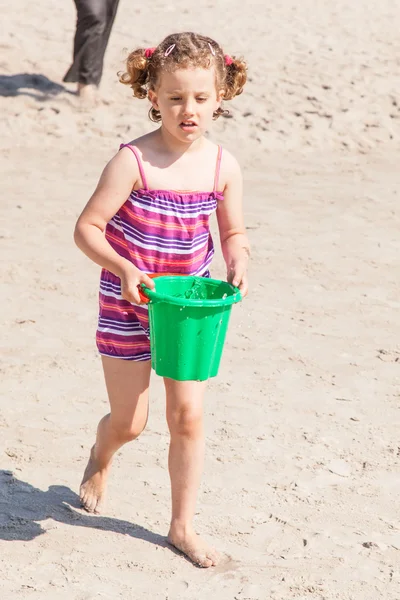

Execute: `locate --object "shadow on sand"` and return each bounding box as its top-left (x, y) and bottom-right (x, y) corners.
top-left (0, 73), bottom-right (74, 100)
top-left (0, 469), bottom-right (171, 552)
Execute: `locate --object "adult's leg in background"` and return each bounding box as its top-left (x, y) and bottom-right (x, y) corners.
top-left (63, 0), bottom-right (119, 88)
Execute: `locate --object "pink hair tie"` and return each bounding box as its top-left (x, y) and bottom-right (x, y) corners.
top-left (224, 55), bottom-right (233, 66)
top-left (144, 47), bottom-right (155, 58)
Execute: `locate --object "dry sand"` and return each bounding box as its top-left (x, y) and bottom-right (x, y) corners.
top-left (1, 1), bottom-right (399, 599)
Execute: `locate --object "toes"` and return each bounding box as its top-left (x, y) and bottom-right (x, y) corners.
top-left (167, 535), bottom-right (218, 568)
top-left (197, 555), bottom-right (213, 568)
top-left (94, 498), bottom-right (104, 514)
top-left (80, 496), bottom-right (92, 512)
top-left (80, 487), bottom-right (89, 508)
top-left (188, 549), bottom-right (214, 568)
top-left (207, 549), bottom-right (220, 566)
top-left (79, 490), bottom-right (88, 509)
top-left (198, 547), bottom-right (219, 567)
top-left (188, 550), bottom-right (212, 568)
top-left (80, 487), bottom-right (97, 513)
top-left (85, 494), bottom-right (98, 513)
top-left (79, 487), bottom-right (86, 503)
top-left (85, 500), bottom-right (95, 513)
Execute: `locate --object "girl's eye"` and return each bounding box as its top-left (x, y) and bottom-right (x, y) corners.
top-left (170, 97), bottom-right (181, 101)
top-left (197, 97), bottom-right (207, 103)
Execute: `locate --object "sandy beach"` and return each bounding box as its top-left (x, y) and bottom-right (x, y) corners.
top-left (1, 1), bottom-right (399, 598)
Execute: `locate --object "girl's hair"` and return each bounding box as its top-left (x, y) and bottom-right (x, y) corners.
top-left (119, 32), bottom-right (247, 122)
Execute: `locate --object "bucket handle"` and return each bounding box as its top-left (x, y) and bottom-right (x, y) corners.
top-left (138, 273), bottom-right (184, 304)
top-left (138, 286), bottom-right (150, 304)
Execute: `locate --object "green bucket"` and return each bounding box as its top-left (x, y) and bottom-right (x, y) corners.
top-left (141, 276), bottom-right (242, 381)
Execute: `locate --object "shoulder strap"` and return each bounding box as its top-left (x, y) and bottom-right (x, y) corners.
top-left (213, 145), bottom-right (223, 193)
top-left (119, 144), bottom-right (148, 190)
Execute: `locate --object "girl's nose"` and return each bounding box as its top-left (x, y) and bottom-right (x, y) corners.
top-left (183, 101), bottom-right (195, 116)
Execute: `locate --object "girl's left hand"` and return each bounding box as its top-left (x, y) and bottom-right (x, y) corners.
top-left (227, 260), bottom-right (248, 297)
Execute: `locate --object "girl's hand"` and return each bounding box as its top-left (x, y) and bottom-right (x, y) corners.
top-left (227, 260), bottom-right (249, 298)
top-left (119, 263), bottom-right (155, 305)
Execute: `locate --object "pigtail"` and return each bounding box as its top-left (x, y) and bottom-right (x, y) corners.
top-left (213, 55), bottom-right (247, 119)
top-left (119, 49), bottom-right (150, 99)
top-left (224, 57), bottom-right (247, 100)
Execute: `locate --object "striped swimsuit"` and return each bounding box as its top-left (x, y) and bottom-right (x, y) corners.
top-left (96, 144), bottom-right (224, 361)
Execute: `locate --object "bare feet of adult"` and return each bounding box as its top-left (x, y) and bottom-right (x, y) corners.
top-left (79, 446), bottom-right (110, 513)
top-left (77, 83), bottom-right (98, 106)
top-left (168, 524), bottom-right (220, 568)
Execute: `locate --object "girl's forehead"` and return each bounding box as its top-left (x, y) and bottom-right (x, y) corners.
top-left (157, 67), bottom-right (217, 91)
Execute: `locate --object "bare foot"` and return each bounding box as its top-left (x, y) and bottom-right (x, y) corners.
top-left (79, 446), bottom-right (109, 513)
top-left (168, 526), bottom-right (220, 568)
top-left (77, 83), bottom-right (99, 106)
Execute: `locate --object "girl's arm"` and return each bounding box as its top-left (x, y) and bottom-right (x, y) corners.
top-left (74, 147), bottom-right (154, 304)
top-left (216, 152), bottom-right (250, 297)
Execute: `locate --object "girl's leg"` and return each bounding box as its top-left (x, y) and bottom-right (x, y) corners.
top-left (80, 356), bottom-right (151, 513)
top-left (164, 378), bottom-right (220, 568)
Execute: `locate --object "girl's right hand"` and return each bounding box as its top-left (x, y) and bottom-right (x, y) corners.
top-left (119, 263), bottom-right (155, 305)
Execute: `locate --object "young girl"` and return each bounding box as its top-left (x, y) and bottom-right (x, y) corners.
top-left (74, 31), bottom-right (250, 568)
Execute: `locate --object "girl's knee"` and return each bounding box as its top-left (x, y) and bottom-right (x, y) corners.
top-left (110, 416), bottom-right (147, 443)
top-left (165, 380), bottom-right (206, 438)
top-left (167, 406), bottom-right (203, 438)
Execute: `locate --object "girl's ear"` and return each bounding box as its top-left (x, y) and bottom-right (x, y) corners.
top-left (148, 89), bottom-right (159, 109)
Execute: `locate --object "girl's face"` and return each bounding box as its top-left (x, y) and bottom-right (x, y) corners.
top-left (148, 67), bottom-right (223, 143)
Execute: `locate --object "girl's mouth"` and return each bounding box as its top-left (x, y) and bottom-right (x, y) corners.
top-left (180, 121), bottom-right (198, 130)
